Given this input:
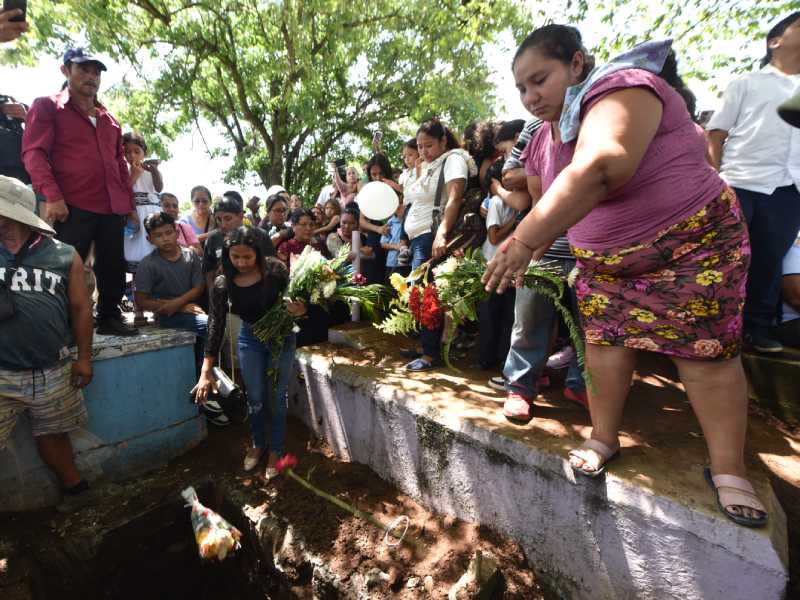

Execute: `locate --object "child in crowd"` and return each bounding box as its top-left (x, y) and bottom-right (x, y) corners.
top-left (134, 212), bottom-right (207, 372)
top-left (478, 159), bottom-right (518, 370)
top-left (398, 138), bottom-right (420, 199)
top-left (332, 164), bottom-right (359, 207)
top-left (311, 205), bottom-right (325, 228)
top-left (160, 193), bottom-right (202, 254)
top-left (122, 131), bottom-right (163, 326)
top-left (313, 198), bottom-right (341, 239)
top-left (381, 199), bottom-right (410, 279)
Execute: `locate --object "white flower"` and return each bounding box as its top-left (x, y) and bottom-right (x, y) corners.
top-left (567, 266), bottom-right (579, 288)
top-left (322, 280), bottom-right (337, 298)
top-left (434, 256), bottom-right (459, 277)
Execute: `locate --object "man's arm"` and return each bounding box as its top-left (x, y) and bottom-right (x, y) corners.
top-left (67, 253), bottom-right (93, 388)
top-left (21, 98), bottom-right (70, 222)
top-left (135, 285), bottom-right (203, 317)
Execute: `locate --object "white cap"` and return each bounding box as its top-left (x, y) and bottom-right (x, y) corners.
top-left (0, 176), bottom-right (55, 235)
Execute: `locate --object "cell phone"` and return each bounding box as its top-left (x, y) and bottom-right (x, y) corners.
top-left (3, 0), bottom-right (27, 22)
top-left (334, 158), bottom-right (347, 182)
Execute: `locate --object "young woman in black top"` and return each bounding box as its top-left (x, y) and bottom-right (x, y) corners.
top-left (192, 227), bottom-right (306, 476)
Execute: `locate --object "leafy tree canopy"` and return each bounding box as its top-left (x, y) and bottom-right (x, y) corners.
top-left (4, 0), bottom-right (527, 196)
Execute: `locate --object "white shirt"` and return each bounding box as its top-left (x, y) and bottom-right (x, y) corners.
top-left (398, 168), bottom-right (419, 206)
top-left (481, 195), bottom-right (517, 262)
top-left (782, 235), bottom-right (800, 322)
top-left (404, 152), bottom-right (469, 240)
top-left (707, 65), bottom-right (800, 195)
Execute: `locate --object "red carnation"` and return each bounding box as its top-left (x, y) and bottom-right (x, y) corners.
top-left (409, 286), bottom-right (422, 321)
top-left (275, 453), bottom-right (298, 474)
top-left (353, 272), bottom-right (367, 286)
top-left (420, 284), bottom-right (443, 330)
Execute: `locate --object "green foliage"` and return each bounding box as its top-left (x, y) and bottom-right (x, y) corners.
top-left (4, 0), bottom-right (526, 195)
top-left (531, 0), bottom-right (798, 93)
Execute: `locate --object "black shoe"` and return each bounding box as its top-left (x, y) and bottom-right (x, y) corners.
top-left (96, 316), bottom-right (139, 337)
top-left (744, 331), bottom-right (783, 354)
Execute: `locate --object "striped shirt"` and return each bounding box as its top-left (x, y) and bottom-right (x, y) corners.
top-left (503, 118), bottom-right (573, 260)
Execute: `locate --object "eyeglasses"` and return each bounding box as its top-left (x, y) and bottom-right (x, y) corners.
top-left (162, 203), bottom-right (179, 209)
top-left (193, 199), bottom-right (210, 205)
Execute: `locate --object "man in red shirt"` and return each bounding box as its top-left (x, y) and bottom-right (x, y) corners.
top-left (22, 48), bottom-right (138, 336)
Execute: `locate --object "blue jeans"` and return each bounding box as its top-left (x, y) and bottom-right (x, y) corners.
top-left (735, 185), bottom-right (800, 332)
top-left (409, 232), bottom-right (433, 269)
top-left (237, 323), bottom-right (296, 455)
top-left (503, 258), bottom-right (584, 398)
top-left (158, 312), bottom-right (208, 369)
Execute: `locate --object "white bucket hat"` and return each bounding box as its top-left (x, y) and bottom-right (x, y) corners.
top-left (0, 176), bottom-right (55, 235)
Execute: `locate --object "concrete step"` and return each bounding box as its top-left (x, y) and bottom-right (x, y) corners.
top-left (288, 324), bottom-right (792, 600)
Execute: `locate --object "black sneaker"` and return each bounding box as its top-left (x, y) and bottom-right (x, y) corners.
top-left (96, 316), bottom-right (139, 337)
top-left (488, 376), bottom-right (507, 391)
top-left (744, 331), bottom-right (783, 354)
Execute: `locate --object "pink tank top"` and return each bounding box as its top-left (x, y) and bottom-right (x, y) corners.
top-left (524, 69), bottom-right (725, 251)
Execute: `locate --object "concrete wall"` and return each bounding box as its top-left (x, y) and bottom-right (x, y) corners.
top-left (0, 329), bottom-right (206, 511)
top-left (289, 352), bottom-right (789, 600)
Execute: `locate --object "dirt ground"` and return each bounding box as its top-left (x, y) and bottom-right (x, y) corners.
top-left (0, 417), bottom-right (553, 599)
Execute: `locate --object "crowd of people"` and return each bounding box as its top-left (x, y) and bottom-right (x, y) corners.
top-left (1, 5), bottom-right (798, 528)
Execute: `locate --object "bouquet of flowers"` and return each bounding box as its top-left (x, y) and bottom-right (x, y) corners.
top-left (252, 245), bottom-right (387, 392)
top-left (181, 486), bottom-right (242, 561)
top-left (284, 244), bottom-right (384, 313)
top-left (378, 249), bottom-right (586, 375)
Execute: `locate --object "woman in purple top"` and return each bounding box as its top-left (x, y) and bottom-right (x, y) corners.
top-left (483, 25), bottom-right (766, 527)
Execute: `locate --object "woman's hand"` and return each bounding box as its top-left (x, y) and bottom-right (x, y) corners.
top-left (286, 299), bottom-right (307, 317)
top-left (191, 372), bottom-right (217, 405)
top-left (482, 237), bottom-right (533, 294)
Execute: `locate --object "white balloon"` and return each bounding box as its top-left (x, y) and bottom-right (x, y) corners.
top-left (357, 181), bottom-right (398, 221)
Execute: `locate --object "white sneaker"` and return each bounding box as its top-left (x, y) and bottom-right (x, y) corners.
top-left (243, 447), bottom-right (264, 471)
top-left (546, 346), bottom-right (575, 370)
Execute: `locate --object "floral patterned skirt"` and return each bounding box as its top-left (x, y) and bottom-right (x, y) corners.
top-left (572, 188), bottom-right (750, 360)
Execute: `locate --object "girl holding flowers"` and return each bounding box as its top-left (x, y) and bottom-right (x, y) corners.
top-left (483, 25), bottom-right (766, 527)
top-left (192, 227), bottom-right (306, 477)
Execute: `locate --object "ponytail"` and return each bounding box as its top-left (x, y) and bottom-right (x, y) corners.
top-left (417, 117), bottom-right (460, 150)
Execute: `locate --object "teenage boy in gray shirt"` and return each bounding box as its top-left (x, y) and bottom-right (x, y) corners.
top-left (134, 212), bottom-right (206, 349)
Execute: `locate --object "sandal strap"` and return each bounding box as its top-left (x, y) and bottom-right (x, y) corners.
top-left (568, 439), bottom-right (619, 470)
top-left (711, 474), bottom-right (766, 513)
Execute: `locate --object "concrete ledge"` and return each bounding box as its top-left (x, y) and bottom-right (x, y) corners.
top-left (288, 327), bottom-right (790, 600)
